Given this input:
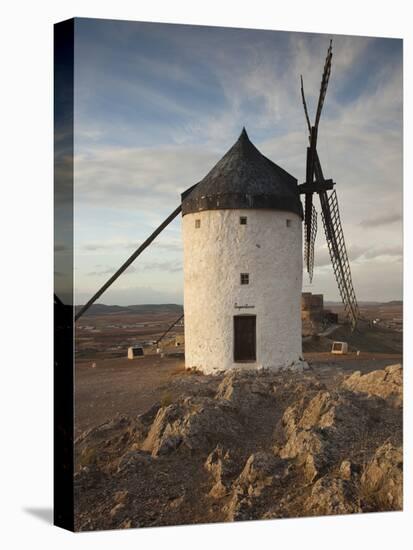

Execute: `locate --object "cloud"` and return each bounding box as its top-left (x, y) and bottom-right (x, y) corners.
top-left (363, 246), bottom-right (403, 260)
top-left (313, 243), bottom-right (402, 275)
top-left (314, 243), bottom-right (370, 268)
top-left (74, 145), bottom-right (219, 212)
top-left (360, 213), bottom-right (403, 228)
top-left (80, 238), bottom-right (183, 254)
top-left (143, 261), bottom-right (182, 273)
top-left (86, 265), bottom-right (137, 277)
top-left (86, 260), bottom-right (182, 277)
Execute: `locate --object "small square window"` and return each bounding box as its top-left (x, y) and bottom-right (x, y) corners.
top-left (286, 219), bottom-right (291, 227)
top-left (240, 273), bottom-right (249, 285)
top-left (195, 219), bottom-right (201, 228)
top-left (240, 216), bottom-right (247, 225)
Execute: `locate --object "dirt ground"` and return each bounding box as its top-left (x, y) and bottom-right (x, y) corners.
top-left (75, 356), bottom-right (184, 437)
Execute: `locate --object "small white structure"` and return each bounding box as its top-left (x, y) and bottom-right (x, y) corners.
top-left (127, 345), bottom-right (144, 359)
top-left (331, 341), bottom-right (348, 355)
top-left (181, 129), bottom-right (304, 374)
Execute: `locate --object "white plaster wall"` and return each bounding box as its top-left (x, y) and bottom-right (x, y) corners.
top-left (182, 208), bottom-right (303, 373)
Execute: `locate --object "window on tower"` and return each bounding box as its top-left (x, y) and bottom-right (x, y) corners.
top-left (286, 219), bottom-right (291, 227)
top-left (240, 273), bottom-right (249, 285)
top-left (195, 219), bottom-right (201, 228)
top-left (240, 216), bottom-right (247, 225)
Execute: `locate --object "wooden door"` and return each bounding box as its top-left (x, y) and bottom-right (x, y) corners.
top-left (233, 315), bottom-right (256, 362)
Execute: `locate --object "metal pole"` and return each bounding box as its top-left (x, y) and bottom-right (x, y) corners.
top-left (75, 204), bottom-right (182, 321)
top-left (155, 313), bottom-right (184, 346)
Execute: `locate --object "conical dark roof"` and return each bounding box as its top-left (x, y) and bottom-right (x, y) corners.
top-left (181, 128), bottom-right (302, 218)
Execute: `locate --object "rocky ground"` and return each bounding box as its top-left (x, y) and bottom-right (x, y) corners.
top-left (74, 363), bottom-right (402, 531)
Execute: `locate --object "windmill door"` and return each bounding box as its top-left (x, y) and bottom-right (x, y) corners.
top-left (233, 315), bottom-right (256, 362)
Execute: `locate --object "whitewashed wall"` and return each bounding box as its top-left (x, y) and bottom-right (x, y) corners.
top-left (182, 208), bottom-right (303, 373)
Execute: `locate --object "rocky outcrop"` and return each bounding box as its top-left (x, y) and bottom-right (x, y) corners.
top-left (204, 445), bottom-right (238, 498)
top-left (75, 414), bottom-right (144, 472)
top-left (225, 452), bottom-right (289, 521)
top-left (342, 364), bottom-right (402, 406)
top-left (278, 390), bottom-right (360, 481)
top-left (215, 371), bottom-right (273, 409)
top-left (141, 396), bottom-right (244, 456)
top-left (361, 442), bottom-right (403, 511)
top-left (75, 364), bottom-right (403, 530)
top-left (305, 475), bottom-right (361, 516)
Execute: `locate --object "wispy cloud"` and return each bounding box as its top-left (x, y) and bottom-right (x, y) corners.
top-left (143, 260), bottom-right (182, 273)
top-left (74, 145), bottom-right (219, 212)
top-left (86, 260), bottom-right (182, 277)
top-left (86, 265), bottom-right (137, 277)
top-left (360, 213), bottom-right (402, 228)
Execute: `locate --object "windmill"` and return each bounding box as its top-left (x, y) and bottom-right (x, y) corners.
top-left (299, 40), bottom-right (360, 330)
top-left (73, 40), bottom-right (359, 345)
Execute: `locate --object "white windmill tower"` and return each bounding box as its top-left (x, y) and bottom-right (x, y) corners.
top-left (180, 128), bottom-right (304, 373)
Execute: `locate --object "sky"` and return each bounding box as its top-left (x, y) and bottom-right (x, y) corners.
top-left (71, 18), bottom-right (403, 305)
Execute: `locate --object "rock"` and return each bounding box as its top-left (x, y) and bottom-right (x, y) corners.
top-left (299, 391), bottom-right (339, 429)
top-left (280, 429), bottom-right (328, 482)
top-left (361, 442), bottom-right (403, 511)
top-left (226, 452), bottom-right (289, 520)
top-left (137, 403), bottom-right (161, 426)
top-left (305, 475), bottom-right (361, 516)
top-left (278, 390), bottom-right (368, 482)
top-left (141, 396), bottom-right (243, 456)
top-left (235, 452), bottom-right (289, 496)
top-left (75, 414), bottom-right (144, 472)
top-left (279, 391), bottom-right (342, 481)
top-left (280, 389), bottom-right (337, 439)
top-left (215, 371), bottom-right (269, 409)
top-left (117, 450), bottom-right (153, 474)
top-left (109, 490), bottom-right (130, 519)
top-left (339, 460), bottom-right (353, 480)
top-left (342, 364), bottom-right (402, 406)
top-left (204, 445), bottom-right (238, 498)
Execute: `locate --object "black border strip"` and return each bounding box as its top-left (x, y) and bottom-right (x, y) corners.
top-left (54, 18), bottom-right (75, 532)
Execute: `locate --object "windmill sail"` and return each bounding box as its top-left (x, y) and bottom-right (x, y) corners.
top-left (320, 190), bottom-right (359, 329)
top-left (304, 204), bottom-right (318, 282)
top-left (314, 41), bottom-right (333, 128)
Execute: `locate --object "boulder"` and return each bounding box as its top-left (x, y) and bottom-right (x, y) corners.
top-left (361, 442), bottom-right (403, 511)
